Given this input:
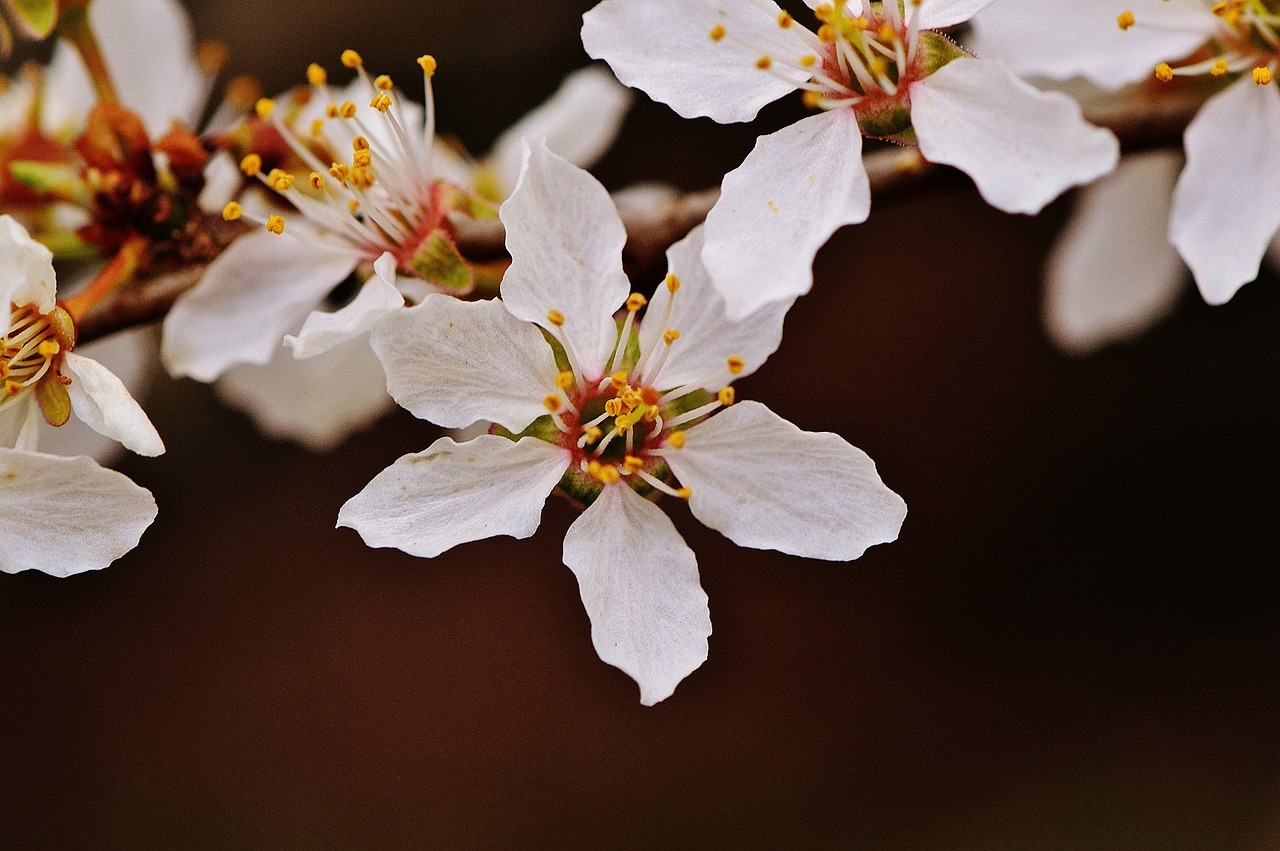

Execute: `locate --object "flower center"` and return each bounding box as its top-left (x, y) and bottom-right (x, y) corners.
top-left (1, 302), bottom-right (74, 425)
top-left (1127, 1), bottom-right (1280, 84)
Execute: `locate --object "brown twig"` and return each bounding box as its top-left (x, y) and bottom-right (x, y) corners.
top-left (75, 94), bottom-right (1199, 345)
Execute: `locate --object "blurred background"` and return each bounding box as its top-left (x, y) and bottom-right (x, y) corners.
top-left (3, 0), bottom-right (1280, 847)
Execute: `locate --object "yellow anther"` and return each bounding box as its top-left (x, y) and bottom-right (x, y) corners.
top-left (727, 355), bottom-right (745, 375)
top-left (267, 168), bottom-right (294, 191)
top-left (353, 149), bottom-right (372, 168)
top-left (610, 371), bottom-right (629, 390)
top-left (622, 456), bottom-right (644, 474)
top-left (350, 167), bottom-right (375, 189)
top-left (37, 339), bottom-right (59, 358)
top-left (597, 466), bottom-right (620, 485)
top-left (1211, 58), bottom-right (1229, 76)
top-left (584, 426), bottom-right (603, 444)
top-left (626, 293), bottom-right (648, 311)
top-left (309, 172), bottom-right (326, 191)
top-left (709, 24), bottom-right (726, 41)
top-left (777, 11), bottom-right (793, 28)
top-left (370, 93), bottom-right (392, 112)
top-left (329, 162), bottom-right (350, 183)
top-left (1254, 66), bottom-right (1273, 85)
top-left (676, 487), bottom-right (692, 500)
top-left (265, 215), bottom-right (285, 234)
top-left (717, 386), bottom-right (735, 406)
top-left (197, 40), bottom-right (230, 73)
top-left (755, 56), bottom-right (773, 71)
top-left (851, 16), bottom-right (870, 31)
top-left (374, 74), bottom-right (394, 91)
top-left (605, 398), bottom-right (623, 417)
top-left (418, 55), bottom-right (438, 77)
top-left (5, 379), bottom-right (21, 395)
top-left (800, 54), bottom-right (818, 68)
top-left (326, 103), bottom-right (340, 118)
top-left (803, 91), bottom-right (823, 110)
top-left (353, 135), bottom-right (370, 152)
top-left (1155, 63), bottom-right (1174, 82)
top-left (341, 49), bottom-right (362, 68)
top-left (666, 431), bottom-right (686, 450)
top-left (586, 459), bottom-right (601, 477)
top-left (254, 97), bottom-right (275, 119)
top-left (662, 328), bottom-right (680, 346)
top-left (869, 56), bottom-right (888, 77)
top-left (339, 101), bottom-right (357, 119)
top-left (1116, 10), bottom-right (1135, 30)
top-left (543, 393), bottom-right (562, 412)
top-left (556, 371), bottom-right (576, 390)
top-left (348, 199), bottom-right (360, 215)
top-left (817, 24), bottom-right (836, 43)
top-left (665, 273), bottom-right (681, 293)
top-left (814, 4), bottom-right (834, 23)
top-left (546, 309), bottom-right (566, 326)
top-left (224, 75), bottom-right (262, 110)
top-left (222, 201), bottom-right (243, 221)
top-left (309, 118), bottom-right (325, 137)
top-left (239, 153), bottom-right (262, 176)
top-left (878, 22), bottom-right (895, 41)
top-left (306, 63), bottom-right (328, 86)
top-left (615, 411), bottom-right (640, 434)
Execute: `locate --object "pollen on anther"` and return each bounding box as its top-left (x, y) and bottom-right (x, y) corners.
top-left (546, 309), bottom-right (566, 326)
top-left (353, 149), bottom-right (372, 168)
top-left (418, 55), bottom-right (438, 77)
top-left (666, 431), bottom-right (686, 449)
top-left (755, 56), bottom-right (773, 71)
top-left (1254, 67), bottom-right (1273, 85)
top-left (543, 393), bottom-right (562, 412)
top-left (306, 63), bottom-right (328, 86)
top-left (777, 11), bottom-right (793, 28)
top-left (585, 426), bottom-right (603, 444)
top-left (255, 98), bottom-right (275, 119)
top-left (1212, 58), bottom-right (1229, 76)
top-left (626, 293), bottom-right (647, 311)
top-left (1155, 63), bottom-right (1174, 82)
top-left (555, 371), bottom-right (576, 390)
top-left (709, 24), bottom-right (726, 41)
top-left (662, 328), bottom-right (680, 345)
top-left (718, 386), bottom-right (735, 406)
top-left (1116, 10), bottom-right (1135, 29)
top-left (665, 274), bottom-right (681, 293)
top-left (267, 168), bottom-right (294, 191)
top-left (341, 49), bottom-right (363, 69)
top-left (309, 172), bottom-right (326, 191)
top-left (676, 487), bottom-right (692, 500)
top-left (370, 93), bottom-right (392, 112)
top-left (339, 101), bottom-right (357, 119)
top-left (800, 55), bottom-right (818, 68)
top-left (239, 153), bottom-right (262, 176)
top-left (623, 456), bottom-right (644, 474)
top-left (37, 340), bottom-right (59, 358)
top-left (727, 355), bottom-right (745, 375)
top-left (374, 74), bottom-right (394, 91)
top-left (222, 201), bottom-right (243, 221)
top-left (265, 214), bottom-right (285, 234)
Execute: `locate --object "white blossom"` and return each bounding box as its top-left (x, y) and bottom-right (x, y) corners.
top-left (339, 143), bottom-right (906, 704)
top-left (583, 0), bottom-right (1119, 317)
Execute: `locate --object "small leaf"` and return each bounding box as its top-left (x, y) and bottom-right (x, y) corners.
top-left (2, 0), bottom-right (57, 39)
top-left (8, 160), bottom-right (90, 204)
top-left (408, 230), bottom-right (474, 292)
top-left (36, 376), bottom-right (71, 427)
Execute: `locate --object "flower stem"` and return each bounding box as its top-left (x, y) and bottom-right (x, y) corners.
top-left (57, 6), bottom-right (119, 106)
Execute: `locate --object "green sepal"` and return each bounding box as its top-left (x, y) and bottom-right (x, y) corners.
top-left (36, 377), bottom-right (71, 427)
top-left (918, 31), bottom-right (967, 76)
top-left (856, 102), bottom-right (913, 141)
top-left (436, 182), bottom-right (499, 220)
top-left (408, 230), bottom-right (474, 293)
top-left (3, 0), bottom-right (57, 39)
top-left (37, 231), bottom-right (99, 262)
top-left (8, 160), bottom-right (90, 205)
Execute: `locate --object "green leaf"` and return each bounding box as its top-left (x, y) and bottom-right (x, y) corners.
top-left (408, 230), bottom-right (474, 292)
top-left (3, 0), bottom-right (58, 39)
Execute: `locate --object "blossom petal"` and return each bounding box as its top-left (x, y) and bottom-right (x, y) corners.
top-left (912, 58), bottom-right (1119, 214)
top-left (1170, 75), bottom-right (1280, 305)
top-left (63, 352), bottom-right (164, 457)
top-left (0, 214), bottom-right (57, 313)
top-left (562, 483), bottom-right (711, 706)
top-left (967, 0), bottom-right (1218, 90)
top-left (667, 401), bottom-right (906, 560)
top-left (0, 394), bottom-right (40, 452)
top-left (1268, 230), bottom-right (1280, 272)
top-left (218, 332), bottom-right (394, 452)
top-left (371, 295), bottom-right (560, 433)
top-left (338, 435), bottom-right (570, 558)
top-left (43, 0), bottom-right (202, 136)
top-left (917, 0), bottom-right (999, 29)
top-left (285, 253), bottom-right (404, 359)
top-left (0, 448), bottom-right (157, 577)
top-left (638, 225), bottom-right (791, 391)
top-left (1044, 150), bottom-right (1186, 355)
top-left (489, 66), bottom-right (634, 197)
top-left (702, 109), bottom-right (869, 319)
top-left (582, 0), bottom-right (810, 123)
top-left (162, 231), bottom-right (358, 381)
top-left (500, 141), bottom-right (630, 377)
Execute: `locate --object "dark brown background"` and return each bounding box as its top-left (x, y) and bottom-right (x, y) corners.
top-left (3, 1), bottom-right (1279, 847)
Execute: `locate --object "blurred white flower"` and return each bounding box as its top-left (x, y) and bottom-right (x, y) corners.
top-left (0, 215), bottom-right (162, 576)
top-left (971, 0), bottom-right (1280, 312)
top-left (583, 0), bottom-right (1119, 318)
top-left (339, 143), bottom-right (906, 704)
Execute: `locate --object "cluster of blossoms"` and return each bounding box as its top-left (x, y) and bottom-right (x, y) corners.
top-left (3, 0), bottom-right (1275, 701)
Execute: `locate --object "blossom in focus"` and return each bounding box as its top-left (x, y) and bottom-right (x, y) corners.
top-left (970, 0), bottom-right (1280, 308)
top-left (0, 215), bottom-right (162, 576)
top-left (339, 143), bottom-right (907, 704)
top-left (582, 0), bottom-right (1120, 318)
top-left (166, 59), bottom-right (631, 452)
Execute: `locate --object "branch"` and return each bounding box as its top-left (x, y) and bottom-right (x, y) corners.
top-left (75, 91), bottom-right (1198, 345)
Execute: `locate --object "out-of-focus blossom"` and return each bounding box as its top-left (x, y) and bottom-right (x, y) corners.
top-left (0, 215), bottom-right (161, 576)
top-left (339, 144), bottom-right (906, 704)
top-left (583, 0), bottom-right (1119, 318)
